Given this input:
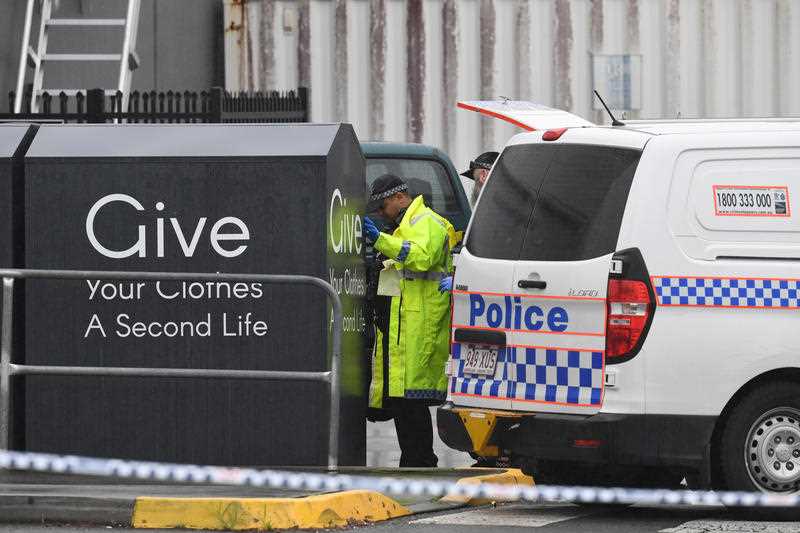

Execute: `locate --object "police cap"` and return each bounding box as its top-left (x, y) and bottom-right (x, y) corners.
top-left (460, 151), bottom-right (499, 178)
top-left (367, 174), bottom-right (409, 213)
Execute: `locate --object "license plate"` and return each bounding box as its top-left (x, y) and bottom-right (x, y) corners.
top-left (462, 344), bottom-right (499, 376)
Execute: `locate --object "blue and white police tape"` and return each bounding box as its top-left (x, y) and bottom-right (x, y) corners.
top-left (1, 449), bottom-right (799, 508)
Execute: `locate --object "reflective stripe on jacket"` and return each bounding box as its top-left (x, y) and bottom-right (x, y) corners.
top-left (369, 195), bottom-right (459, 407)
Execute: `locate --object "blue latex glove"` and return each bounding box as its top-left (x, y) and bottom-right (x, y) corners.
top-left (363, 216), bottom-right (380, 242)
top-left (439, 275), bottom-right (453, 293)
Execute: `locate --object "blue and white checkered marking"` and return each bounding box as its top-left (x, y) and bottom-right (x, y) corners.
top-left (654, 277), bottom-right (800, 309)
top-left (450, 344), bottom-right (603, 406)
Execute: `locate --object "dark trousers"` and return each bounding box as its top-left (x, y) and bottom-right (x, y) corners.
top-left (392, 400), bottom-right (438, 467)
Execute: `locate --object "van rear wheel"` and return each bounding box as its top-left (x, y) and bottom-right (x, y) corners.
top-left (718, 381), bottom-right (800, 493)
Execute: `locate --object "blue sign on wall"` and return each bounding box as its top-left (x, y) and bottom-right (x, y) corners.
top-left (592, 54), bottom-right (642, 111)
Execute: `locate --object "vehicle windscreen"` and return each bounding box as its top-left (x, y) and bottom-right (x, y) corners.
top-left (366, 158), bottom-right (461, 220)
top-left (467, 143), bottom-right (641, 261)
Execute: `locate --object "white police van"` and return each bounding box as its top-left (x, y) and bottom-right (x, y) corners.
top-left (437, 101), bottom-right (800, 493)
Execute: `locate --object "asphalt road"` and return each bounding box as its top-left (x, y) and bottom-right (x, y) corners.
top-left (1, 501), bottom-right (800, 532)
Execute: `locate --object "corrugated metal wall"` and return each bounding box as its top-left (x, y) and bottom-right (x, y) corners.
top-left (223, 0), bottom-right (800, 171)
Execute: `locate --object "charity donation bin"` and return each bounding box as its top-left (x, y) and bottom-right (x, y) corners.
top-left (20, 123), bottom-right (366, 466)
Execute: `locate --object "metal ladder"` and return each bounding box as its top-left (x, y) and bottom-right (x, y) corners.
top-left (14, 0), bottom-right (141, 114)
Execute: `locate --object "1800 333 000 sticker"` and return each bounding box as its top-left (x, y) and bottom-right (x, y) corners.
top-left (713, 185), bottom-right (791, 217)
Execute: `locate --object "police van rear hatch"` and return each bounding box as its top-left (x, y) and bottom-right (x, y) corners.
top-left (449, 127), bottom-right (647, 415)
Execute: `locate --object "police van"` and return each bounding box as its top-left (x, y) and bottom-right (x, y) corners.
top-left (438, 101), bottom-right (800, 493)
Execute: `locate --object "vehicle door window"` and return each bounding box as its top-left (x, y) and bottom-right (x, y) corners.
top-left (466, 144), bottom-right (640, 262)
top-left (366, 158), bottom-right (460, 218)
top-left (519, 145), bottom-right (640, 261)
top-left (465, 145), bottom-right (553, 260)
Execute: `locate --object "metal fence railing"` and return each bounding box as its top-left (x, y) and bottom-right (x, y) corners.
top-left (2, 87), bottom-right (309, 124)
top-left (0, 268), bottom-right (342, 468)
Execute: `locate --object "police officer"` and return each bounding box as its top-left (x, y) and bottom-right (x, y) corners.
top-left (437, 151), bottom-right (500, 294)
top-left (363, 174), bottom-right (459, 467)
top-left (461, 151), bottom-right (499, 207)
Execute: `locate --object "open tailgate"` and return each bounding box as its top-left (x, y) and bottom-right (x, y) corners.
top-left (457, 100), bottom-right (594, 131)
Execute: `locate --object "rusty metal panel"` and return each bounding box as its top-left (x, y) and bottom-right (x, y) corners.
top-left (224, 0), bottom-right (800, 176)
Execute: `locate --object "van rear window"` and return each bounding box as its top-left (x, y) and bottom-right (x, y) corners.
top-left (467, 144), bottom-right (641, 261)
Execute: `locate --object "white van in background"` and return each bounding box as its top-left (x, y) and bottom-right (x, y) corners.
top-left (438, 102), bottom-right (800, 493)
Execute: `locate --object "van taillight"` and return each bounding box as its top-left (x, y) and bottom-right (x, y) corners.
top-left (542, 127), bottom-right (567, 141)
top-left (606, 279), bottom-right (652, 359)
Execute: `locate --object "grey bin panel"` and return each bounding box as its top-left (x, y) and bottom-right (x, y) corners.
top-left (0, 125), bottom-right (34, 158)
top-left (22, 123), bottom-right (366, 466)
top-left (0, 124), bottom-right (34, 268)
top-left (25, 123), bottom-right (344, 158)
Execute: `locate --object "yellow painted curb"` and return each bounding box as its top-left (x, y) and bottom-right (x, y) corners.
top-left (440, 468), bottom-right (535, 506)
top-left (131, 490), bottom-right (411, 530)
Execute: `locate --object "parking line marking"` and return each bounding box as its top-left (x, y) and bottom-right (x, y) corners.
top-left (411, 503), bottom-right (599, 528)
top-left (661, 520), bottom-right (800, 533)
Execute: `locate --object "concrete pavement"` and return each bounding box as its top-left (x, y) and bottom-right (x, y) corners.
top-left (366, 407), bottom-right (472, 468)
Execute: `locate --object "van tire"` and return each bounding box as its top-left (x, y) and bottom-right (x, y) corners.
top-left (717, 381), bottom-right (800, 492)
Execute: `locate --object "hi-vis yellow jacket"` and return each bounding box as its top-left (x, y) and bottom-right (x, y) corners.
top-left (369, 195), bottom-right (459, 407)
